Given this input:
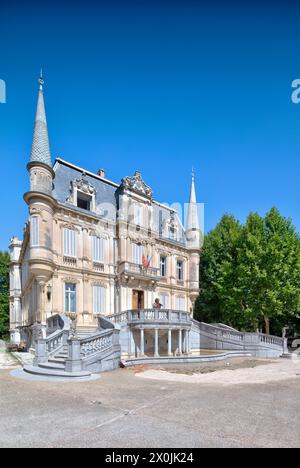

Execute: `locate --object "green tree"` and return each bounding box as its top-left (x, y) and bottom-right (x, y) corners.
top-left (194, 214), bottom-right (245, 327)
top-left (195, 208), bottom-right (300, 335)
top-left (236, 208), bottom-right (300, 334)
top-left (0, 251), bottom-right (10, 339)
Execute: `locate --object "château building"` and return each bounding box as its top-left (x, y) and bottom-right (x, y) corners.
top-left (9, 75), bottom-right (201, 347)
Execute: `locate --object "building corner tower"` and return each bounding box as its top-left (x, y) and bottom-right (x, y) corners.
top-left (186, 170), bottom-right (201, 316)
top-left (23, 72), bottom-right (56, 328)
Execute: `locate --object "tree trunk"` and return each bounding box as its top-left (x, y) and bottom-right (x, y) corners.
top-left (264, 316), bottom-right (270, 335)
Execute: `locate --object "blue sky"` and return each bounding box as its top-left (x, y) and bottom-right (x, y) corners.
top-left (0, 0), bottom-right (300, 251)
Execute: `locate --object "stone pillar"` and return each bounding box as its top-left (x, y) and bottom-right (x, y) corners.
top-left (168, 329), bottom-right (172, 356)
top-left (154, 328), bottom-right (159, 357)
top-left (140, 328), bottom-right (145, 356)
top-left (65, 339), bottom-right (83, 373)
top-left (178, 328), bottom-right (182, 355)
top-left (33, 339), bottom-right (47, 365)
top-left (187, 330), bottom-right (190, 354)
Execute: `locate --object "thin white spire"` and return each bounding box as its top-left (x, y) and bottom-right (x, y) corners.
top-left (29, 71), bottom-right (52, 167)
top-left (186, 168), bottom-right (199, 231)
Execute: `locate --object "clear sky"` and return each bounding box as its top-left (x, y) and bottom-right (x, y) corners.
top-left (0, 0), bottom-right (299, 251)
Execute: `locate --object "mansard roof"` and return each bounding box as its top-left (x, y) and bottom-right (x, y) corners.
top-left (52, 158), bottom-right (187, 245)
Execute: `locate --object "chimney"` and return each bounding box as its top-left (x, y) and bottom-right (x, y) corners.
top-left (97, 168), bottom-right (105, 178)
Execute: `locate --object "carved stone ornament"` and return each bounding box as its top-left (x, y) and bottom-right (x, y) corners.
top-left (67, 172), bottom-right (96, 203)
top-left (121, 171), bottom-right (153, 199)
top-left (62, 277), bottom-right (80, 284)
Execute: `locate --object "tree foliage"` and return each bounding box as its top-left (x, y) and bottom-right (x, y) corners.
top-left (194, 208), bottom-right (300, 335)
top-left (0, 251), bottom-right (10, 339)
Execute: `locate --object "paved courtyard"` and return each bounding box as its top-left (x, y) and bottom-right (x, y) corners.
top-left (0, 357), bottom-right (300, 448)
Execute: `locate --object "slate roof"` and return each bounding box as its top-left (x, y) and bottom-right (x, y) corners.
top-left (53, 158), bottom-right (187, 245)
top-left (30, 81), bottom-right (52, 167)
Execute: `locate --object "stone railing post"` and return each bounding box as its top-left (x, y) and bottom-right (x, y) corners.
top-left (33, 339), bottom-right (47, 365)
top-left (62, 329), bottom-right (69, 347)
top-left (65, 338), bottom-right (83, 373)
top-left (283, 338), bottom-right (288, 354)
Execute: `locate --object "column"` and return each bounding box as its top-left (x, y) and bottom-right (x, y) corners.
top-left (168, 329), bottom-right (172, 356)
top-left (154, 328), bottom-right (159, 357)
top-left (187, 330), bottom-right (191, 354)
top-left (178, 328), bottom-right (182, 355)
top-left (140, 327), bottom-right (145, 356)
top-left (183, 329), bottom-right (186, 353)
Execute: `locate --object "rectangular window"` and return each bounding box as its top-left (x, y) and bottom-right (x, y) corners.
top-left (176, 296), bottom-right (185, 311)
top-left (77, 192), bottom-right (92, 211)
top-left (63, 229), bottom-right (77, 257)
top-left (65, 283), bottom-right (76, 313)
top-left (160, 293), bottom-right (169, 309)
top-left (134, 205), bottom-right (142, 226)
top-left (31, 216), bottom-right (39, 247)
top-left (93, 285), bottom-right (106, 314)
top-left (92, 236), bottom-right (104, 263)
top-left (176, 260), bottom-right (183, 281)
top-left (160, 256), bottom-right (167, 277)
top-left (169, 227), bottom-right (176, 240)
top-left (132, 243), bottom-right (143, 264)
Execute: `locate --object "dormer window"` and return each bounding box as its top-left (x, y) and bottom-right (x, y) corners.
top-left (77, 192), bottom-right (92, 211)
top-left (66, 173), bottom-right (96, 212)
top-left (169, 227), bottom-right (176, 240)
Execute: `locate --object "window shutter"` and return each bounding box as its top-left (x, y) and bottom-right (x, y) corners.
top-left (93, 236), bottom-right (104, 262)
top-left (31, 216), bottom-right (39, 247)
top-left (64, 229), bottom-right (77, 257)
top-left (93, 286), bottom-right (106, 314)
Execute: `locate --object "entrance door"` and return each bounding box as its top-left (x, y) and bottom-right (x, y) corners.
top-left (132, 290), bottom-right (144, 309)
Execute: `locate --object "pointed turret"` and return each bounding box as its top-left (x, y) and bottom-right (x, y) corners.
top-left (24, 73), bottom-right (55, 327)
top-left (27, 72), bottom-right (54, 195)
top-left (186, 169), bottom-right (201, 316)
top-left (30, 71), bottom-right (52, 167)
top-left (186, 169), bottom-right (199, 233)
top-left (186, 169), bottom-right (200, 249)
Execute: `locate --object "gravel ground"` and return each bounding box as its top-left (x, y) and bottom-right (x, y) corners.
top-left (1, 356), bottom-right (300, 447)
top-left (136, 358), bottom-right (300, 386)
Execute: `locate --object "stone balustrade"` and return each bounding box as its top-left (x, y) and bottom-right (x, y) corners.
top-left (108, 309), bottom-right (191, 325)
top-left (119, 261), bottom-right (160, 278)
top-left (80, 331), bottom-right (113, 358)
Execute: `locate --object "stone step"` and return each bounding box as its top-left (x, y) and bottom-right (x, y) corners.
top-left (48, 357), bottom-right (66, 364)
top-left (23, 365), bottom-right (92, 379)
top-left (55, 353), bottom-right (68, 358)
top-left (39, 362), bottom-right (65, 370)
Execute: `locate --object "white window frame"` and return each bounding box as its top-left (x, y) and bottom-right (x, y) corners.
top-left (93, 285), bottom-right (106, 315)
top-left (134, 204), bottom-right (142, 226)
top-left (160, 256), bottom-right (167, 277)
top-left (31, 216), bottom-right (39, 247)
top-left (132, 243), bottom-right (143, 265)
top-left (92, 236), bottom-right (104, 263)
top-left (160, 292), bottom-right (169, 309)
top-left (63, 228), bottom-right (77, 258)
top-left (65, 283), bottom-right (77, 313)
top-left (176, 296), bottom-right (185, 311)
top-left (176, 260), bottom-right (184, 281)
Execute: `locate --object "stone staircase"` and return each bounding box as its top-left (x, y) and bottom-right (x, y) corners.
top-left (23, 315), bottom-right (121, 378)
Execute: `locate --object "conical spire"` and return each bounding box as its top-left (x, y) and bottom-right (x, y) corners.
top-left (186, 168), bottom-right (199, 231)
top-left (29, 71), bottom-right (52, 167)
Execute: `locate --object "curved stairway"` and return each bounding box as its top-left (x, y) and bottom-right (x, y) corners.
top-left (23, 315), bottom-right (120, 378)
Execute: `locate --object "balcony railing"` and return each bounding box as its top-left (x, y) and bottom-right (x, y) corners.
top-left (119, 261), bottom-right (160, 278)
top-left (108, 309), bottom-right (191, 324)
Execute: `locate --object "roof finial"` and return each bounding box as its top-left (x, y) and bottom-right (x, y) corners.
top-left (39, 68), bottom-right (44, 89)
top-left (192, 166), bottom-right (195, 181)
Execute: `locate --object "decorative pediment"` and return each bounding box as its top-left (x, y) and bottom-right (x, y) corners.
top-left (121, 171), bottom-right (153, 199)
top-left (66, 172), bottom-right (96, 203)
top-left (73, 172), bottom-right (96, 195)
